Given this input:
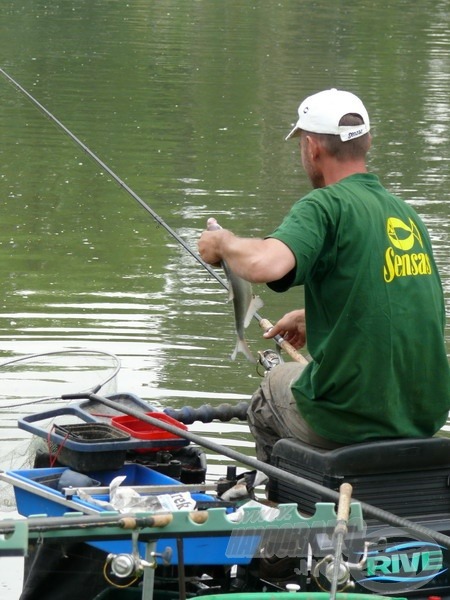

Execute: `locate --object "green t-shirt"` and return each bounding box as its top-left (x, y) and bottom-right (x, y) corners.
top-left (268, 173), bottom-right (450, 443)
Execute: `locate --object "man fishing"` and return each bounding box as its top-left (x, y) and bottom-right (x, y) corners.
top-left (198, 88), bottom-right (450, 463)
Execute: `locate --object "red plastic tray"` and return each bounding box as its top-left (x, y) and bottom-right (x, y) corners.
top-left (111, 412), bottom-right (188, 451)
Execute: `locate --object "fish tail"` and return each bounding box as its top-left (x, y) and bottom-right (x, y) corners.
top-left (231, 337), bottom-right (256, 363)
top-left (243, 295), bottom-right (264, 328)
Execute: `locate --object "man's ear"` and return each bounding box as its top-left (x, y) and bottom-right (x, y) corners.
top-left (305, 134), bottom-right (321, 160)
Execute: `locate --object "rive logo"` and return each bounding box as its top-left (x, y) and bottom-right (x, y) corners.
top-left (350, 528), bottom-right (447, 594)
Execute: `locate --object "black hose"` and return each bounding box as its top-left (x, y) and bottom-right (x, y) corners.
top-left (164, 401), bottom-right (249, 424)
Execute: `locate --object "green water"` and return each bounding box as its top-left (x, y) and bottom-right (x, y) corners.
top-left (1, 1), bottom-right (450, 597)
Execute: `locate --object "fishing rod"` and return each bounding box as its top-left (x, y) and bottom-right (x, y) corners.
top-left (0, 69), bottom-right (219, 286)
top-left (63, 391), bottom-right (450, 549)
top-left (0, 67), bottom-right (305, 364)
top-left (329, 483), bottom-right (353, 599)
top-left (0, 510), bottom-right (183, 536)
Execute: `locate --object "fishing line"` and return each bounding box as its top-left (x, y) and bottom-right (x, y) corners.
top-left (0, 68), bottom-right (307, 362)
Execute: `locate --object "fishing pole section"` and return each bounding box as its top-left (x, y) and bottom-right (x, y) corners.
top-left (0, 67), bottom-right (306, 367)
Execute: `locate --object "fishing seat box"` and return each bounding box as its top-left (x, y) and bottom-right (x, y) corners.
top-left (267, 437), bottom-right (450, 518)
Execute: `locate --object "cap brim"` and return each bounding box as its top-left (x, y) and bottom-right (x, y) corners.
top-left (285, 125), bottom-right (301, 141)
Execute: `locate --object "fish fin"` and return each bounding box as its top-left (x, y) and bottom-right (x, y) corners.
top-left (231, 337), bottom-right (256, 363)
top-left (243, 295), bottom-right (264, 328)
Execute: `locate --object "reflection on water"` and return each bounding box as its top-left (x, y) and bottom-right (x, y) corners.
top-left (1, 2), bottom-right (450, 597)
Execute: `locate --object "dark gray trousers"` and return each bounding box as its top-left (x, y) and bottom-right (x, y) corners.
top-left (247, 362), bottom-right (346, 463)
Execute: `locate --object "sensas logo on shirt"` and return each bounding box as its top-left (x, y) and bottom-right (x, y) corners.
top-left (383, 217), bottom-right (432, 283)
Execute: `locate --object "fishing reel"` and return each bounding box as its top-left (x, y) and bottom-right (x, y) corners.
top-left (257, 349), bottom-right (283, 373)
top-left (312, 541), bottom-right (370, 593)
top-left (106, 552), bottom-right (153, 579)
top-left (314, 554), bottom-right (353, 591)
top-left (104, 528), bottom-right (172, 582)
top-left (105, 546), bottom-right (172, 580)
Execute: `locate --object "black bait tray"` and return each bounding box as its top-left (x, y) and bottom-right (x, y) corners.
top-left (19, 400), bottom-right (189, 472)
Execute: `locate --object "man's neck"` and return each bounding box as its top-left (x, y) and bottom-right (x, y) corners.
top-left (322, 159), bottom-right (367, 186)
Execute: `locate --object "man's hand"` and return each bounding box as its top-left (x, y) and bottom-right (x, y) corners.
top-left (264, 309), bottom-right (306, 349)
top-left (198, 223), bottom-right (296, 284)
top-left (198, 228), bottom-right (231, 265)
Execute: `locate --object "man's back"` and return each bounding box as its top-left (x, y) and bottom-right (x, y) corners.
top-left (269, 172), bottom-right (450, 443)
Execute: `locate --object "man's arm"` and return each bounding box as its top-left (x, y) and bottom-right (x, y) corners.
top-left (198, 228), bottom-right (296, 284)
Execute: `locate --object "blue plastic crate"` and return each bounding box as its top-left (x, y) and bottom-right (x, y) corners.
top-left (9, 464), bottom-right (179, 513)
top-left (6, 464), bottom-right (254, 565)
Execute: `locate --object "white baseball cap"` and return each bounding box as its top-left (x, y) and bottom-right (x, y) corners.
top-left (285, 88), bottom-right (370, 142)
